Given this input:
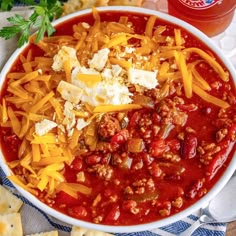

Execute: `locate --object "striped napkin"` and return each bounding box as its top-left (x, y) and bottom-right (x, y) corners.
top-left (0, 167), bottom-right (226, 236)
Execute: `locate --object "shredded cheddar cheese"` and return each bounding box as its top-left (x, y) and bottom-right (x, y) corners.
top-left (175, 51), bottom-right (192, 98)
top-left (145, 15), bottom-right (157, 37)
top-left (0, 98), bottom-right (8, 123)
top-left (77, 73), bottom-right (102, 87)
top-left (192, 84), bottom-right (230, 109)
top-left (184, 47), bottom-right (229, 82)
top-left (93, 104), bottom-right (142, 113)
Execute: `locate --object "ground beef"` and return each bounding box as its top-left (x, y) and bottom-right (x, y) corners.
top-left (98, 114), bottom-right (121, 139)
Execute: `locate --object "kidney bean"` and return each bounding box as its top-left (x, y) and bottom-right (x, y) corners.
top-left (186, 179), bottom-right (204, 199)
top-left (181, 133), bottom-right (198, 159)
top-left (201, 107), bottom-right (212, 115)
top-left (86, 154), bottom-right (102, 165)
top-left (177, 104), bottom-right (198, 112)
top-left (207, 140), bottom-right (235, 181)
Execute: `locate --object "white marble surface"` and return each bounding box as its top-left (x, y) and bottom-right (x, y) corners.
top-left (212, 13), bottom-right (236, 66)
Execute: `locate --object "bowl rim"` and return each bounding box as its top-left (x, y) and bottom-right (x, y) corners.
top-left (0, 5), bottom-right (236, 233)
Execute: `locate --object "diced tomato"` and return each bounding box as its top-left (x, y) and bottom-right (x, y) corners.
top-left (71, 157), bottom-right (83, 171)
top-left (110, 129), bottom-right (129, 146)
top-left (149, 139), bottom-right (169, 157)
top-left (167, 139), bottom-right (181, 151)
top-left (149, 162), bottom-right (162, 177)
top-left (149, 139), bottom-right (180, 158)
top-left (129, 110), bottom-right (145, 127)
top-left (86, 154), bottom-right (102, 165)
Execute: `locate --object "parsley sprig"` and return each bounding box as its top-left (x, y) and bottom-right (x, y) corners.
top-left (0, 0), bottom-right (64, 47)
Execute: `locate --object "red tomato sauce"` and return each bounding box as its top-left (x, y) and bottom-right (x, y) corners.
top-left (0, 10), bottom-right (235, 226)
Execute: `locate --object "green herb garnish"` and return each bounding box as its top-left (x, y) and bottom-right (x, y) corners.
top-left (0, 0), bottom-right (64, 47)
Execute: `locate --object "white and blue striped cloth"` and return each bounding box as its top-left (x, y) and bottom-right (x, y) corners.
top-left (0, 167), bottom-right (227, 236)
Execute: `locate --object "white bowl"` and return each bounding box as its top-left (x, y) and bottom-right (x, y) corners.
top-left (0, 6), bottom-right (236, 233)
